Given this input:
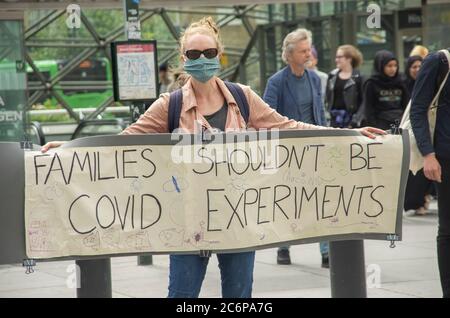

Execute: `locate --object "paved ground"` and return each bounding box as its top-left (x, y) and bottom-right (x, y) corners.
top-left (0, 202), bottom-right (443, 298)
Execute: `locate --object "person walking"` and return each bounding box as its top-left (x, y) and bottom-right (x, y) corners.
top-left (362, 50), bottom-right (409, 130)
top-left (402, 54), bottom-right (433, 216)
top-left (263, 29), bottom-right (329, 268)
top-left (410, 48), bottom-right (450, 297)
top-left (326, 45), bottom-right (364, 128)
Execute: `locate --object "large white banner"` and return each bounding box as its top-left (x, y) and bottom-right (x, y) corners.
top-left (24, 132), bottom-right (406, 259)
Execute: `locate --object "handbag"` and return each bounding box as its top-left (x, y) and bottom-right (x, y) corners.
top-left (400, 49), bottom-right (450, 175)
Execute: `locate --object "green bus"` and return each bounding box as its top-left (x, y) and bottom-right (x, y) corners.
top-left (27, 57), bottom-right (113, 109)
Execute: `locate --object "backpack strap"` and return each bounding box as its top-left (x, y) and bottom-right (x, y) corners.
top-left (168, 88), bottom-right (182, 133)
top-left (430, 49), bottom-right (450, 109)
top-left (168, 82), bottom-right (250, 132)
top-left (224, 81), bottom-right (250, 125)
top-left (436, 49), bottom-right (450, 92)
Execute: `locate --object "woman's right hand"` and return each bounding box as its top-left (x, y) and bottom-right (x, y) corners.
top-left (41, 141), bottom-right (66, 153)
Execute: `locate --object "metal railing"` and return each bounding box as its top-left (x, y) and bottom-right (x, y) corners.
top-left (29, 106), bottom-right (129, 117)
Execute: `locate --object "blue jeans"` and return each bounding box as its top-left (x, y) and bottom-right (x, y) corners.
top-left (168, 251), bottom-right (255, 298)
top-left (320, 242), bottom-right (329, 256)
top-left (330, 109), bottom-right (352, 128)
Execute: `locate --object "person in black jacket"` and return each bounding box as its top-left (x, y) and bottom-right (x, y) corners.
top-left (363, 50), bottom-right (409, 130)
top-left (410, 49), bottom-right (450, 298)
top-left (326, 45), bottom-right (364, 128)
top-left (403, 54), bottom-right (433, 216)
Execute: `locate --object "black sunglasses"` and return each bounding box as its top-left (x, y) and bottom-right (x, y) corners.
top-left (184, 48), bottom-right (218, 60)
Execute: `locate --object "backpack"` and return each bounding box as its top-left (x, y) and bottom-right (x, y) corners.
top-left (168, 81), bottom-right (250, 133)
top-left (400, 49), bottom-right (450, 174)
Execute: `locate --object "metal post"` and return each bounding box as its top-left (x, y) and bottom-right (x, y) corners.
top-left (122, 0), bottom-right (153, 266)
top-left (76, 259), bottom-right (112, 298)
top-left (329, 240), bottom-right (367, 298)
top-left (257, 28), bottom-right (267, 94)
top-left (268, 4), bottom-right (274, 23)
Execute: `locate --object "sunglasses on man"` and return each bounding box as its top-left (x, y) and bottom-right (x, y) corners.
top-left (184, 48), bottom-right (218, 60)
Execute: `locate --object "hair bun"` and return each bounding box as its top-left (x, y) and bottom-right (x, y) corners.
top-left (179, 16), bottom-right (223, 55)
top-left (200, 16), bottom-right (219, 35)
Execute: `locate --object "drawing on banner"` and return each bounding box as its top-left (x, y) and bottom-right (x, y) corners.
top-left (163, 175), bottom-right (189, 193)
top-left (126, 231), bottom-right (152, 250)
top-left (130, 179), bottom-right (143, 193)
top-left (227, 177), bottom-right (249, 194)
top-left (83, 231), bottom-right (100, 250)
top-left (28, 220), bottom-right (54, 252)
top-left (102, 228), bottom-right (121, 248)
top-left (159, 228), bottom-right (185, 248)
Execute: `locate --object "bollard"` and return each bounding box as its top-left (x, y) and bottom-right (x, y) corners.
top-left (329, 240), bottom-right (367, 298)
top-left (76, 258), bottom-right (112, 298)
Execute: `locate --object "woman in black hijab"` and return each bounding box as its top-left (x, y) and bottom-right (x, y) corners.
top-left (362, 50), bottom-right (409, 130)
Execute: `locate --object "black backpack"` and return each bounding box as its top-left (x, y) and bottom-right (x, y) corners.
top-left (167, 81), bottom-right (250, 133)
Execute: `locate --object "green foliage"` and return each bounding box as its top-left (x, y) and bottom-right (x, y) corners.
top-left (25, 9), bottom-right (184, 124)
top-left (29, 113), bottom-right (72, 123)
top-left (26, 9), bottom-right (178, 61)
top-left (43, 98), bottom-right (58, 109)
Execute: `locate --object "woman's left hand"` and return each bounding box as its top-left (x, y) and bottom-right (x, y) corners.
top-left (356, 127), bottom-right (387, 139)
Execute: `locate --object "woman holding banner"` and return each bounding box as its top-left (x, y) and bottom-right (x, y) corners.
top-left (42, 17), bottom-right (384, 298)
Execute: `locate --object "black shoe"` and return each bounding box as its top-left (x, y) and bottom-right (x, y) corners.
top-left (277, 249), bottom-right (291, 265)
top-left (321, 255), bottom-right (329, 268)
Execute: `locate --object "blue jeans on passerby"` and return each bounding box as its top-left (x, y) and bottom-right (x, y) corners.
top-left (320, 241), bottom-right (329, 256)
top-left (330, 109), bottom-right (352, 128)
top-left (168, 251), bottom-right (255, 298)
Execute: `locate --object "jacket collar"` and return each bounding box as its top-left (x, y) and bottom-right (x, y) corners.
top-left (284, 65), bottom-right (310, 79)
top-left (182, 77), bottom-right (238, 112)
top-left (329, 68), bottom-right (360, 89)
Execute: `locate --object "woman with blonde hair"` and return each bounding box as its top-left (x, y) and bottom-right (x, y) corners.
top-left (326, 45), bottom-right (365, 128)
top-left (42, 17), bottom-right (384, 298)
top-left (410, 45), bottom-right (429, 59)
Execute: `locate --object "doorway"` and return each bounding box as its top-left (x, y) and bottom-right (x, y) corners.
top-left (397, 28), bottom-right (423, 71)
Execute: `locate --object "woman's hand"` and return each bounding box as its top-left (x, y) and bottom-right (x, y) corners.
top-left (41, 141), bottom-right (66, 153)
top-left (356, 127), bottom-right (387, 139)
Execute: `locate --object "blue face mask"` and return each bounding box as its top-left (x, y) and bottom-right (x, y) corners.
top-left (183, 57), bottom-right (221, 83)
